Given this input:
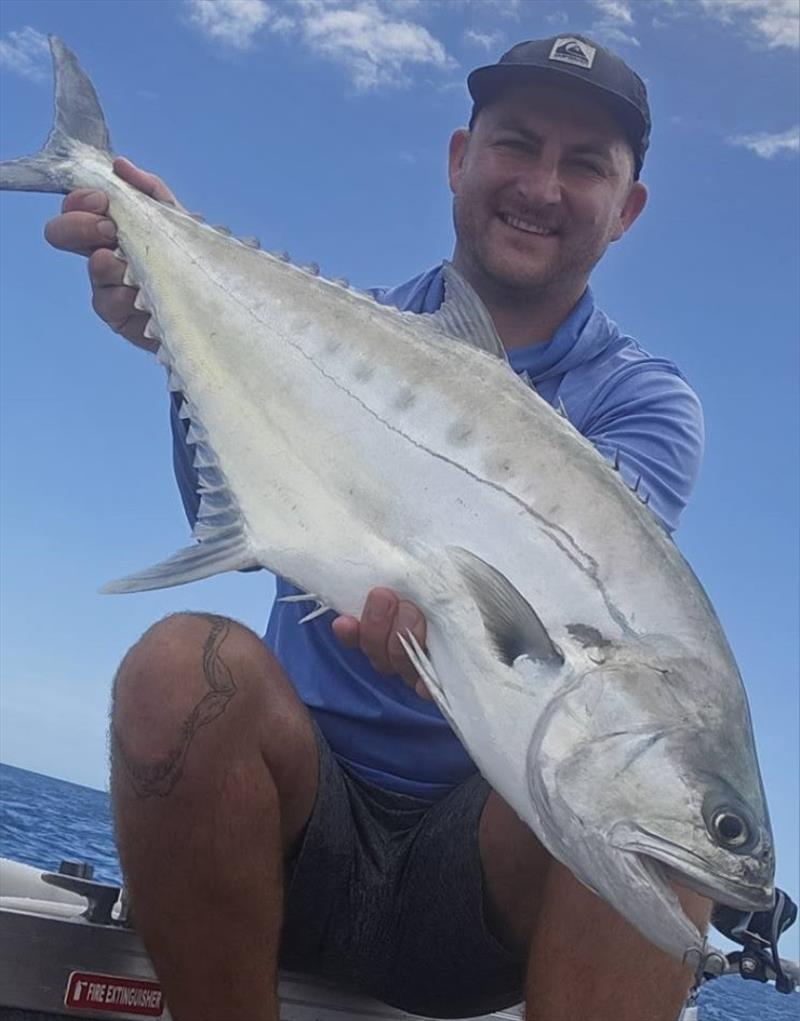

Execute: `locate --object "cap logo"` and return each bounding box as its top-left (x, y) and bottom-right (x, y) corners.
top-left (549, 38), bottom-right (596, 70)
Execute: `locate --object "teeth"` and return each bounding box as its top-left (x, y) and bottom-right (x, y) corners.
top-left (503, 214), bottom-right (554, 236)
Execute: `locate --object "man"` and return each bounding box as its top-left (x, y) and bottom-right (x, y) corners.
top-left (46, 34), bottom-right (709, 1021)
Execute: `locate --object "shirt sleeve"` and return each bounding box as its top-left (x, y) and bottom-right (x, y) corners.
top-left (582, 367), bottom-right (704, 534)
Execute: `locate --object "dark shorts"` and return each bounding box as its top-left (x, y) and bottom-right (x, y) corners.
top-left (279, 725), bottom-right (525, 1018)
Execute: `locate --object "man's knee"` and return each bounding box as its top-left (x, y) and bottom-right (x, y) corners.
top-left (110, 612), bottom-right (318, 849)
top-left (111, 612), bottom-right (294, 777)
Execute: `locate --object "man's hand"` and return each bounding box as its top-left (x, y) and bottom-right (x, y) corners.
top-left (44, 157), bottom-right (178, 352)
top-left (332, 588), bottom-right (432, 700)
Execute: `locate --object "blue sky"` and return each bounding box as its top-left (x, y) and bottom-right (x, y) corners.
top-left (0, 0), bottom-right (798, 955)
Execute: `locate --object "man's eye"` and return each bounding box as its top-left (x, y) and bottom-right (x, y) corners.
top-left (570, 159), bottom-right (604, 174)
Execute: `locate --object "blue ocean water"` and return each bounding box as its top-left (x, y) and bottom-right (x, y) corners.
top-left (0, 762), bottom-right (796, 1020)
top-left (0, 760), bottom-right (121, 884)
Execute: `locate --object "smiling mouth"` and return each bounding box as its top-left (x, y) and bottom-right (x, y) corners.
top-left (500, 212), bottom-right (558, 237)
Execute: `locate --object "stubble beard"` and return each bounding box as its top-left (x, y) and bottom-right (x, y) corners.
top-left (453, 199), bottom-right (610, 307)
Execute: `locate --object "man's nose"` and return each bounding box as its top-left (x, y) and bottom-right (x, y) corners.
top-left (518, 159), bottom-right (562, 206)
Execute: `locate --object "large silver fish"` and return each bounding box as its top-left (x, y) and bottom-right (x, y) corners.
top-left (0, 38), bottom-right (774, 963)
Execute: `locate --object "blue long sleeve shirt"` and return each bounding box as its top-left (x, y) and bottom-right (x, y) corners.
top-left (171, 263), bottom-right (704, 799)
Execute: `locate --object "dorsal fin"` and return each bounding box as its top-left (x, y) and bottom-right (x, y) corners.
top-left (417, 262), bottom-right (506, 359)
top-left (447, 546), bottom-right (563, 667)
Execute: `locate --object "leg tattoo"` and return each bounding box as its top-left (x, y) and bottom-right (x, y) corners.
top-left (114, 615), bottom-right (238, 798)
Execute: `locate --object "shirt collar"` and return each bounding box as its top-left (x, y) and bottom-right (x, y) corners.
top-left (506, 287), bottom-right (606, 384)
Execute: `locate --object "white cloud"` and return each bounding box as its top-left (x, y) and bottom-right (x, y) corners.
top-left (545, 9), bottom-right (570, 27)
top-left (729, 125), bottom-right (800, 158)
top-left (297, 1), bottom-right (455, 90)
top-left (185, 0), bottom-right (454, 90)
top-left (598, 24), bottom-right (641, 47)
top-left (0, 26), bottom-right (49, 81)
top-left (591, 0), bottom-right (634, 25)
top-left (699, 0), bottom-right (799, 49)
top-left (481, 0), bottom-right (523, 20)
top-left (271, 13), bottom-right (296, 33)
top-left (187, 0), bottom-right (272, 49)
top-left (590, 0), bottom-right (640, 47)
top-left (464, 28), bottom-right (504, 51)
top-left (383, 0), bottom-right (425, 11)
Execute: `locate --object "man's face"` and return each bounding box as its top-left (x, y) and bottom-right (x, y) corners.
top-left (449, 82), bottom-right (647, 297)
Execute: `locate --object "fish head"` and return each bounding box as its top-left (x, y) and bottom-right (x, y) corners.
top-left (526, 632), bottom-right (774, 957)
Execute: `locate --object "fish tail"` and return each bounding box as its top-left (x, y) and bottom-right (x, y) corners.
top-left (0, 36), bottom-right (111, 195)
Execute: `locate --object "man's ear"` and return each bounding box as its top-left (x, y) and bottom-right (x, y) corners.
top-left (611, 180), bottom-right (648, 242)
top-left (448, 128), bottom-right (470, 195)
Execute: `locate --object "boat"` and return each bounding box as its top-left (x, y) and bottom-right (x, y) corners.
top-left (2, 855), bottom-right (796, 1021)
top-left (0, 856), bottom-right (525, 1021)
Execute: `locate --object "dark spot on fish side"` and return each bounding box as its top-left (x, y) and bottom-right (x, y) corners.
top-left (447, 419), bottom-right (474, 446)
top-left (394, 388), bottom-right (416, 411)
top-left (354, 361), bottom-right (374, 382)
top-left (484, 455), bottom-right (514, 477)
top-left (567, 624), bottom-right (611, 648)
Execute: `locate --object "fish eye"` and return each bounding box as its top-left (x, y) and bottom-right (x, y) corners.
top-left (711, 809), bottom-right (750, 849)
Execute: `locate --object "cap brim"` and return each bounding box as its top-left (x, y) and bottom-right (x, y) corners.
top-left (467, 63), bottom-right (645, 165)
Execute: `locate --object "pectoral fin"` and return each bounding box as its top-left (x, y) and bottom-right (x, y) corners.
top-left (447, 546), bottom-right (563, 667)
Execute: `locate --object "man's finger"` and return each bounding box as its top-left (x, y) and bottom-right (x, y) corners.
top-left (114, 157), bottom-right (179, 206)
top-left (91, 288), bottom-right (156, 350)
top-left (117, 312), bottom-right (158, 351)
top-left (331, 615), bottom-right (360, 650)
top-left (62, 189), bottom-right (109, 215)
top-left (91, 283), bottom-right (138, 330)
top-left (88, 248), bottom-right (127, 289)
top-left (414, 678), bottom-right (434, 701)
top-left (359, 588), bottom-right (398, 675)
top-left (44, 210), bottom-right (117, 255)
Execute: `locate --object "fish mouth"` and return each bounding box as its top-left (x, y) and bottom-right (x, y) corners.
top-left (624, 837), bottom-right (774, 913)
top-left (613, 847), bottom-right (705, 957)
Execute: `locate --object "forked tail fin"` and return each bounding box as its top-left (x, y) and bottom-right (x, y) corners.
top-left (0, 36), bottom-right (111, 194)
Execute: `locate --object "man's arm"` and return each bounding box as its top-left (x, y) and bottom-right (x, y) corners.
top-left (586, 366), bottom-right (704, 534)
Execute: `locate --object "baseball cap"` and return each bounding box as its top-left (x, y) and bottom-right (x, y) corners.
top-left (467, 35), bottom-right (651, 177)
